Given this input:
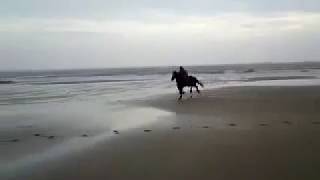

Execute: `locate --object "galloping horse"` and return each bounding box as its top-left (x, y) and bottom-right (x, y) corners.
top-left (171, 71), bottom-right (204, 100)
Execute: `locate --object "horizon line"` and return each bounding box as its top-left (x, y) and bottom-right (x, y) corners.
top-left (0, 61), bottom-right (319, 72)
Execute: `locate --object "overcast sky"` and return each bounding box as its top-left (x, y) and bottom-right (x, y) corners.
top-left (1, 0), bottom-right (320, 70)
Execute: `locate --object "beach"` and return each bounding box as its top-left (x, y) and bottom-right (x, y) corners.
top-left (2, 0), bottom-right (320, 178)
top-left (2, 84), bottom-right (320, 180)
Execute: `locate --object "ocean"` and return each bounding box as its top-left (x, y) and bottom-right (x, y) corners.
top-left (1, 62), bottom-right (320, 105)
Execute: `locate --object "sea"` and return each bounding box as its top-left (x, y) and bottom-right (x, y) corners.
top-left (1, 62), bottom-right (320, 106)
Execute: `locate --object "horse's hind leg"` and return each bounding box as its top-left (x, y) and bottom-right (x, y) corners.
top-left (190, 87), bottom-right (193, 98)
top-left (196, 85), bottom-right (200, 93)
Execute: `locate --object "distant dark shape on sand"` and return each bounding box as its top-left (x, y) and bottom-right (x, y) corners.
top-left (33, 133), bottom-right (55, 139)
top-left (0, 80), bottom-right (14, 84)
top-left (0, 138), bottom-right (19, 142)
top-left (283, 121), bottom-right (292, 125)
top-left (243, 68), bottom-right (255, 73)
top-left (48, 136), bottom-right (55, 139)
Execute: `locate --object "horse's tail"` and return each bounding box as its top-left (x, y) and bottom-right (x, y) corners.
top-left (197, 79), bottom-right (204, 87)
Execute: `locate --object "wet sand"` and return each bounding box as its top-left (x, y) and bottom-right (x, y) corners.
top-left (3, 86), bottom-right (320, 180)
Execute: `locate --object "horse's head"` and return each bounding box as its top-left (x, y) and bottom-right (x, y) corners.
top-left (171, 71), bottom-right (177, 81)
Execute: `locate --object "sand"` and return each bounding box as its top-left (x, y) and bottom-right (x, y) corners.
top-left (2, 86), bottom-right (320, 180)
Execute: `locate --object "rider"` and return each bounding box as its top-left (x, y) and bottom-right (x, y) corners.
top-left (179, 66), bottom-right (188, 82)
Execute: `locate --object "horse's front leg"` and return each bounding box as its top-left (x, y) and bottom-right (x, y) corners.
top-left (178, 87), bottom-right (183, 100)
top-left (190, 87), bottom-right (193, 98)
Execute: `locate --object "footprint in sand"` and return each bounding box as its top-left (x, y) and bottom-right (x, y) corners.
top-left (82, 134), bottom-right (89, 137)
top-left (172, 127), bottom-right (181, 130)
top-left (283, 121), bottom-right (292, 125)
top-left (202, 126), bottom-right (209, 129)
top-left (312, 121), bottom-right (320, 125)
top-left (0, 139), bottom-right (19, 143)
top-left (47, 136), bottom-right (55, 139)
top-left (228, 123), bottom-right (237, 127)
top-left (259, 123), bottom-right (268, 126)
top-left (144, 129), bottom-right (152, 132)
top-left (113, 130), bottom-right (119, 134)
top-left (33, 133), bottom-right (55, 139)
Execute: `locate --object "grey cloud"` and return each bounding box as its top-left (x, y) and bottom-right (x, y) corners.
top-left (1, 0), bottom-right (320, 19)
top-left (1, 28), bottom-right (319, 70)
top-left (1, 1), bottom-right (320, 70)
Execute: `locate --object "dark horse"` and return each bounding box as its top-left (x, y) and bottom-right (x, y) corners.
top-left (171, 71), bottom-right (204, 100)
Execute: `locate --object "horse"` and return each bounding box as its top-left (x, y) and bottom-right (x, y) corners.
top-left (171, 71), bottom-right (204, 100)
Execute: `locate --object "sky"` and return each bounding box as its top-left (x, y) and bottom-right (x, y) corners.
top-left (0, 0), bottom-right (320, 70)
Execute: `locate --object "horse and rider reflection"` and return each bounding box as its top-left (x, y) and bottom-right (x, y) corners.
top-left (171, 66), bottom-right (204, 100)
